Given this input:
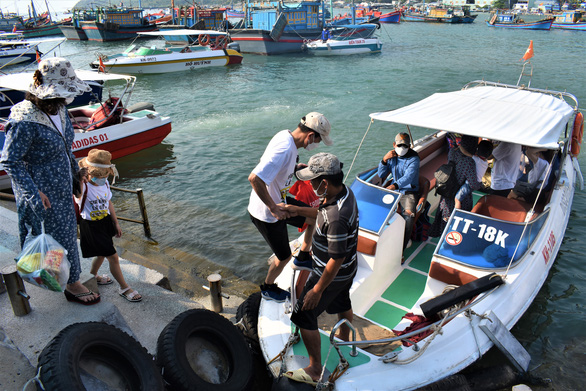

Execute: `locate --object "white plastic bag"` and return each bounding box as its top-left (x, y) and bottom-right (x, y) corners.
top-left (15, 222), bottom-right (70, 292)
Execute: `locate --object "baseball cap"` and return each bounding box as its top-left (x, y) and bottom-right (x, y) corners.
top-left (301, 112), bottom-right (333, 146)
top-left (394, 133), bottom-right (410, 146)
top-left (296, 153), bottom-right (342, 181)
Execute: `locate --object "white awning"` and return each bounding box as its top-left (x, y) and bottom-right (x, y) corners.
top-left (0, 70), bottom-right (133, 91)
top-left (370, 86), bottom-right (575, 149)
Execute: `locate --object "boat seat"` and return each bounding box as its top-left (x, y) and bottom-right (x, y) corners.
top-left (357, 234), bottom-right (377, 256)
top-left (428, 260), bottom-right (478, 286)
top-left (471, 195), bottom-right (541, 223)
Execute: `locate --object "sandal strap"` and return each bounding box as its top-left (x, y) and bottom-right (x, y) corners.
top-left (75, 290), bottom-right (95, 298)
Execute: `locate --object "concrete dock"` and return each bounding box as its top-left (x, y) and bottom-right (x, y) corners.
top-left (0, 204), bottom-right (250, 390)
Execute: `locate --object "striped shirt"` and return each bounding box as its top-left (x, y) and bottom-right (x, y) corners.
top-left (312, 185), bottom-right (358, 282)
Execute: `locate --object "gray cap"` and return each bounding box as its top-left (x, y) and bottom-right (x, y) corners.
top-left (296, 152), bottom-right (342, 181)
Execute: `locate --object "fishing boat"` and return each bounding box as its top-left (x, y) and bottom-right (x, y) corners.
top-left (0, 40), bottom-right (40, 66)
top-left (156, 29), bottom-right (229, 46)
top-left (239, 68), bottom-right (583, 389)
top-left (89, 32), bottom-right (242, 75)
top-left (402, 7), bottom-right (475, 23)
top-left (551, 11), bottom-right (586, 31)
top-left (80, 8), bottom-right (156, 42)
top-left (304, 37), bottom-right (382, 55)
top-left (487, 13), bottom-right (554, 30)
top-left (379, 10), bottom-right (401, 23)
top-left (59, 9), bottom-right (97, 40)
top-left (0, 72), bottom-right (172, 190)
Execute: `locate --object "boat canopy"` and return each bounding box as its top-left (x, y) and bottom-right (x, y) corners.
top-left (141, 30), bottom-right (228, 37)
top-left (370, 85), bottom-right (575, 149)
top-left (0, 70), bottom-right (133, 91)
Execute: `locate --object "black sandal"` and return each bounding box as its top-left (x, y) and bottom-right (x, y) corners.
top-left (64, 289), bottom-right (101, 306)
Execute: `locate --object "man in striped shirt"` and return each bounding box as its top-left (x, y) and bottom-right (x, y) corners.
top-left (281, 152), bottom-right (359, 386)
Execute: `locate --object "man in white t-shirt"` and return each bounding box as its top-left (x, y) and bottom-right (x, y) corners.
top-left (490, 141), bottom-right (523, 197)
top-left (248, 112), bottom-right (333, 302)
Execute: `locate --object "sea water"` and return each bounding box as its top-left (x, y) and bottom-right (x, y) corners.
top-left (26, 14), bottom-right (586, 388)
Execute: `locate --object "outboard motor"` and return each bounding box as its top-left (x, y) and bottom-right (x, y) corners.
top-left (127, 102), bottom-right (155, 113)
top-left (227, 42), bottom-right (241, 52)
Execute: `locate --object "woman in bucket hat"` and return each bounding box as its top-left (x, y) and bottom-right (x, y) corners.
top-left (76, 149), bottom-right (141, 302)
top-left (0, 58), bottom-right (100, 305)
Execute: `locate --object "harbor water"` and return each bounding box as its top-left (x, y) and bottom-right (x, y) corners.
top-left (15, 14), bottom-right (586, 389)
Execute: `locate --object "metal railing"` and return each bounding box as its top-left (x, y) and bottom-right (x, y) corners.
top-left (110, 186), bottom-right (153, 240)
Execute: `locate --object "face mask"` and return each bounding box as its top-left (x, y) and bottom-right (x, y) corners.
top-left (91, 177), bottom-right (107, 186)
top-left (305, 134), bottom-right (319, 151)
top-left (395, 146), bottom-right (409, 157)
top-left (313, 180), bottom-right (326, 198)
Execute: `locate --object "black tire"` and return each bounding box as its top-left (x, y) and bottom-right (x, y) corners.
top-left (156, 309), bottom-right (254, 391)
top-left (236, 291), bottom-right (261, 343)
top-left (36, 322), bottom-right (164, 391)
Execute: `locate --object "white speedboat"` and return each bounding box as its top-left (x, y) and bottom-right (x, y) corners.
top-left (0, 40), bottom-right (39, 67)
top-left (0, 72), bottom-right (172, 190)
top-left (242, 74), bottom-right (583, 390)
top-left (90, 31), bottom-right (242, 75)
top-left (304, 37), bottom-right (383, 55)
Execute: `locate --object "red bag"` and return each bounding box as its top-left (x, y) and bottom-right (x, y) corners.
top-left (289, 180), bottom-right (320, 232)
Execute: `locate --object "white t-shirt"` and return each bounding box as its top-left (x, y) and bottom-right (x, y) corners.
top-left (248, 130), bottom-right (298, 223)
top-left (491, 142), bottom-right (522, 191)
top-left (48, 113), bottom-right (63, 135)
top-left (77, 181), bottom-right (112, 221)
top-left (472, 155), bottom-right (489, 182)
top-left (528, 157), bottom-right (548, 184)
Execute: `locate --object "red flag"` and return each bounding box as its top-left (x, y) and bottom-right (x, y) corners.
top-left (98, 57), bottom-right (105, 73)
top-left (520, 40), bottom-right (534, 62)
top-left (12, 25), bottom-right (17, 33)
top-left (35, 49), bottom-right (41, 63)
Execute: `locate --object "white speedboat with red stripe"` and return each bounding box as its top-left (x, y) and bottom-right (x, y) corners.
top-left (239, 69), bottom-right (584, 390)
top-left (0, 72), bottom-right (172, 190)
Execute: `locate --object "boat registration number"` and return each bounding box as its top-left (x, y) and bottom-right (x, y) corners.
top-left (140, 57), bottom-right (157, 62)
top-left (450, 216), bottom-right (509, 248)
top-left (348, 39), bottom-right (365, 45)
top-left (186, 60), bottom-right (211, 67)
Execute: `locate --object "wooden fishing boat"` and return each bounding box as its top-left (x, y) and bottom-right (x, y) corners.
top-left (0, 72), bottom-right (172, 190)
top-left (487, 13), bottom-right (554, 30)
top-left (59, 9), bottom-right (98, 40)
top-left (241, 69), bottom-right (583, 390)
top-left (403, 7), bottom-right (475, 23)
top-left (379, 10), bottom-right (401, 23)
top-left (304, 37), bottom-right (382, 55)
top-left (89, 32), bottom-right (242, 74)
top-left (551, 11), bottom-right (586, 31)
top-left (80, 8), bottom-right (156, 42)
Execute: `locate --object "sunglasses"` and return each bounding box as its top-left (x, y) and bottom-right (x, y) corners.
top-left (396, 143), bottom-right (409, 148)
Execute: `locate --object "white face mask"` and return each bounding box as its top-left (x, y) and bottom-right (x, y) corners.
top-left (313, 180), bottom-right (326, 198)
top-left (305, 134), bottom-right (319, 151)
top-left (395, 146), bottom-right (409, 157)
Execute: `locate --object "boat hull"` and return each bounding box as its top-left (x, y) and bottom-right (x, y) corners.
top-left (486, 19), bottom-right (553, 30)
top-left (551, 22), bottom-right (586, 31)
top-left (16, 23), bottom-right (64, 38)
top-left (379, 11), bottom-right (401, 23)
top-left (59, 24), bottom-right (87, 40)
top-left (305, 38), bottom-right (382, 55)
top-left (92, 49), bottom-right (243, 74)
top-left (80, 21), bottom-right (157, 41)
top-left (402, 13), bottom-right (469, 23)
top-left (0, 51), bottom-right (36, 67)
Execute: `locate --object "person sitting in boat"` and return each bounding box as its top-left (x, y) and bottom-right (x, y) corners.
top-left (454, 139), bottom-right (493, 210)
top-left (429, 135), bottom-right (481, 238)
top-left (280, 153), bottom-right (358, 387)
top-left (378, 132), bottom-right (420, 250)
top-left (508, 147), bottom-right (550, 203)
top-left (321, 28), bottom-right (332, 43)
top-left (490, 141), bottom-right (523, 197)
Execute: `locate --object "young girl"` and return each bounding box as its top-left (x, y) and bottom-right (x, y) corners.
top-left (76, 149), bottom-right (142, 302)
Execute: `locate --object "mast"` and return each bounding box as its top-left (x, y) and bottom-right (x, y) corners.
top-left (44, 0), bottom-right (52, 21)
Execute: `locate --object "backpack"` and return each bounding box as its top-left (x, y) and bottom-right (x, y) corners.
top-left (434, 161), bottom-right (461, 199)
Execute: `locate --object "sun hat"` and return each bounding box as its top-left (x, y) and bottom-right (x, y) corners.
top-left (296, 152), bottom-right (342, 181)
top-left (300, 112), bottom-right (333, 146)
top-left (28, 57), bottom-right (91, 100)
top-left (79, 149), bottom-right (119, 183)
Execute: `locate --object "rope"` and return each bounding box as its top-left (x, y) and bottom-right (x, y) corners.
top-left (344, 118), bottom-right (374, 183)
top-left (22, 365), bottom-right (44, 391)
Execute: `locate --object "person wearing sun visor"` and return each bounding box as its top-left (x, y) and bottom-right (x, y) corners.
top-left (378, 132), bottom-right (420, 250)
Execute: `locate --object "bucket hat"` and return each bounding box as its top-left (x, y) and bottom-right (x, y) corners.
top-left (79, 149), bottom-right (119, 183)
top-left (28, 57), bottom-right (91, 100)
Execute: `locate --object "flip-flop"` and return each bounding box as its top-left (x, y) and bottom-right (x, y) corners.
top-left (119, 287), bottom-right (142, 302)
top-left (95, 274), bottom-right (113, 285)
top-left (283, 368), bottom-right (318, 386)
top-left (64, 289), bottom-right (101, 306)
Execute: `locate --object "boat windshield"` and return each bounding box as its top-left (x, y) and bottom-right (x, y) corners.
top-left (350, 168), bottom-right (400, 235)
top-left (435, 208), bottom-right (550, 269)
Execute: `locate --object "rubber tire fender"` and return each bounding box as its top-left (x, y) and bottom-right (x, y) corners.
top-left (235, 291), bottom-right (261, 344)
top-left (156, 308), bottom-right (254, 391)
top-left (36, 322), bottom-right (164, 391)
